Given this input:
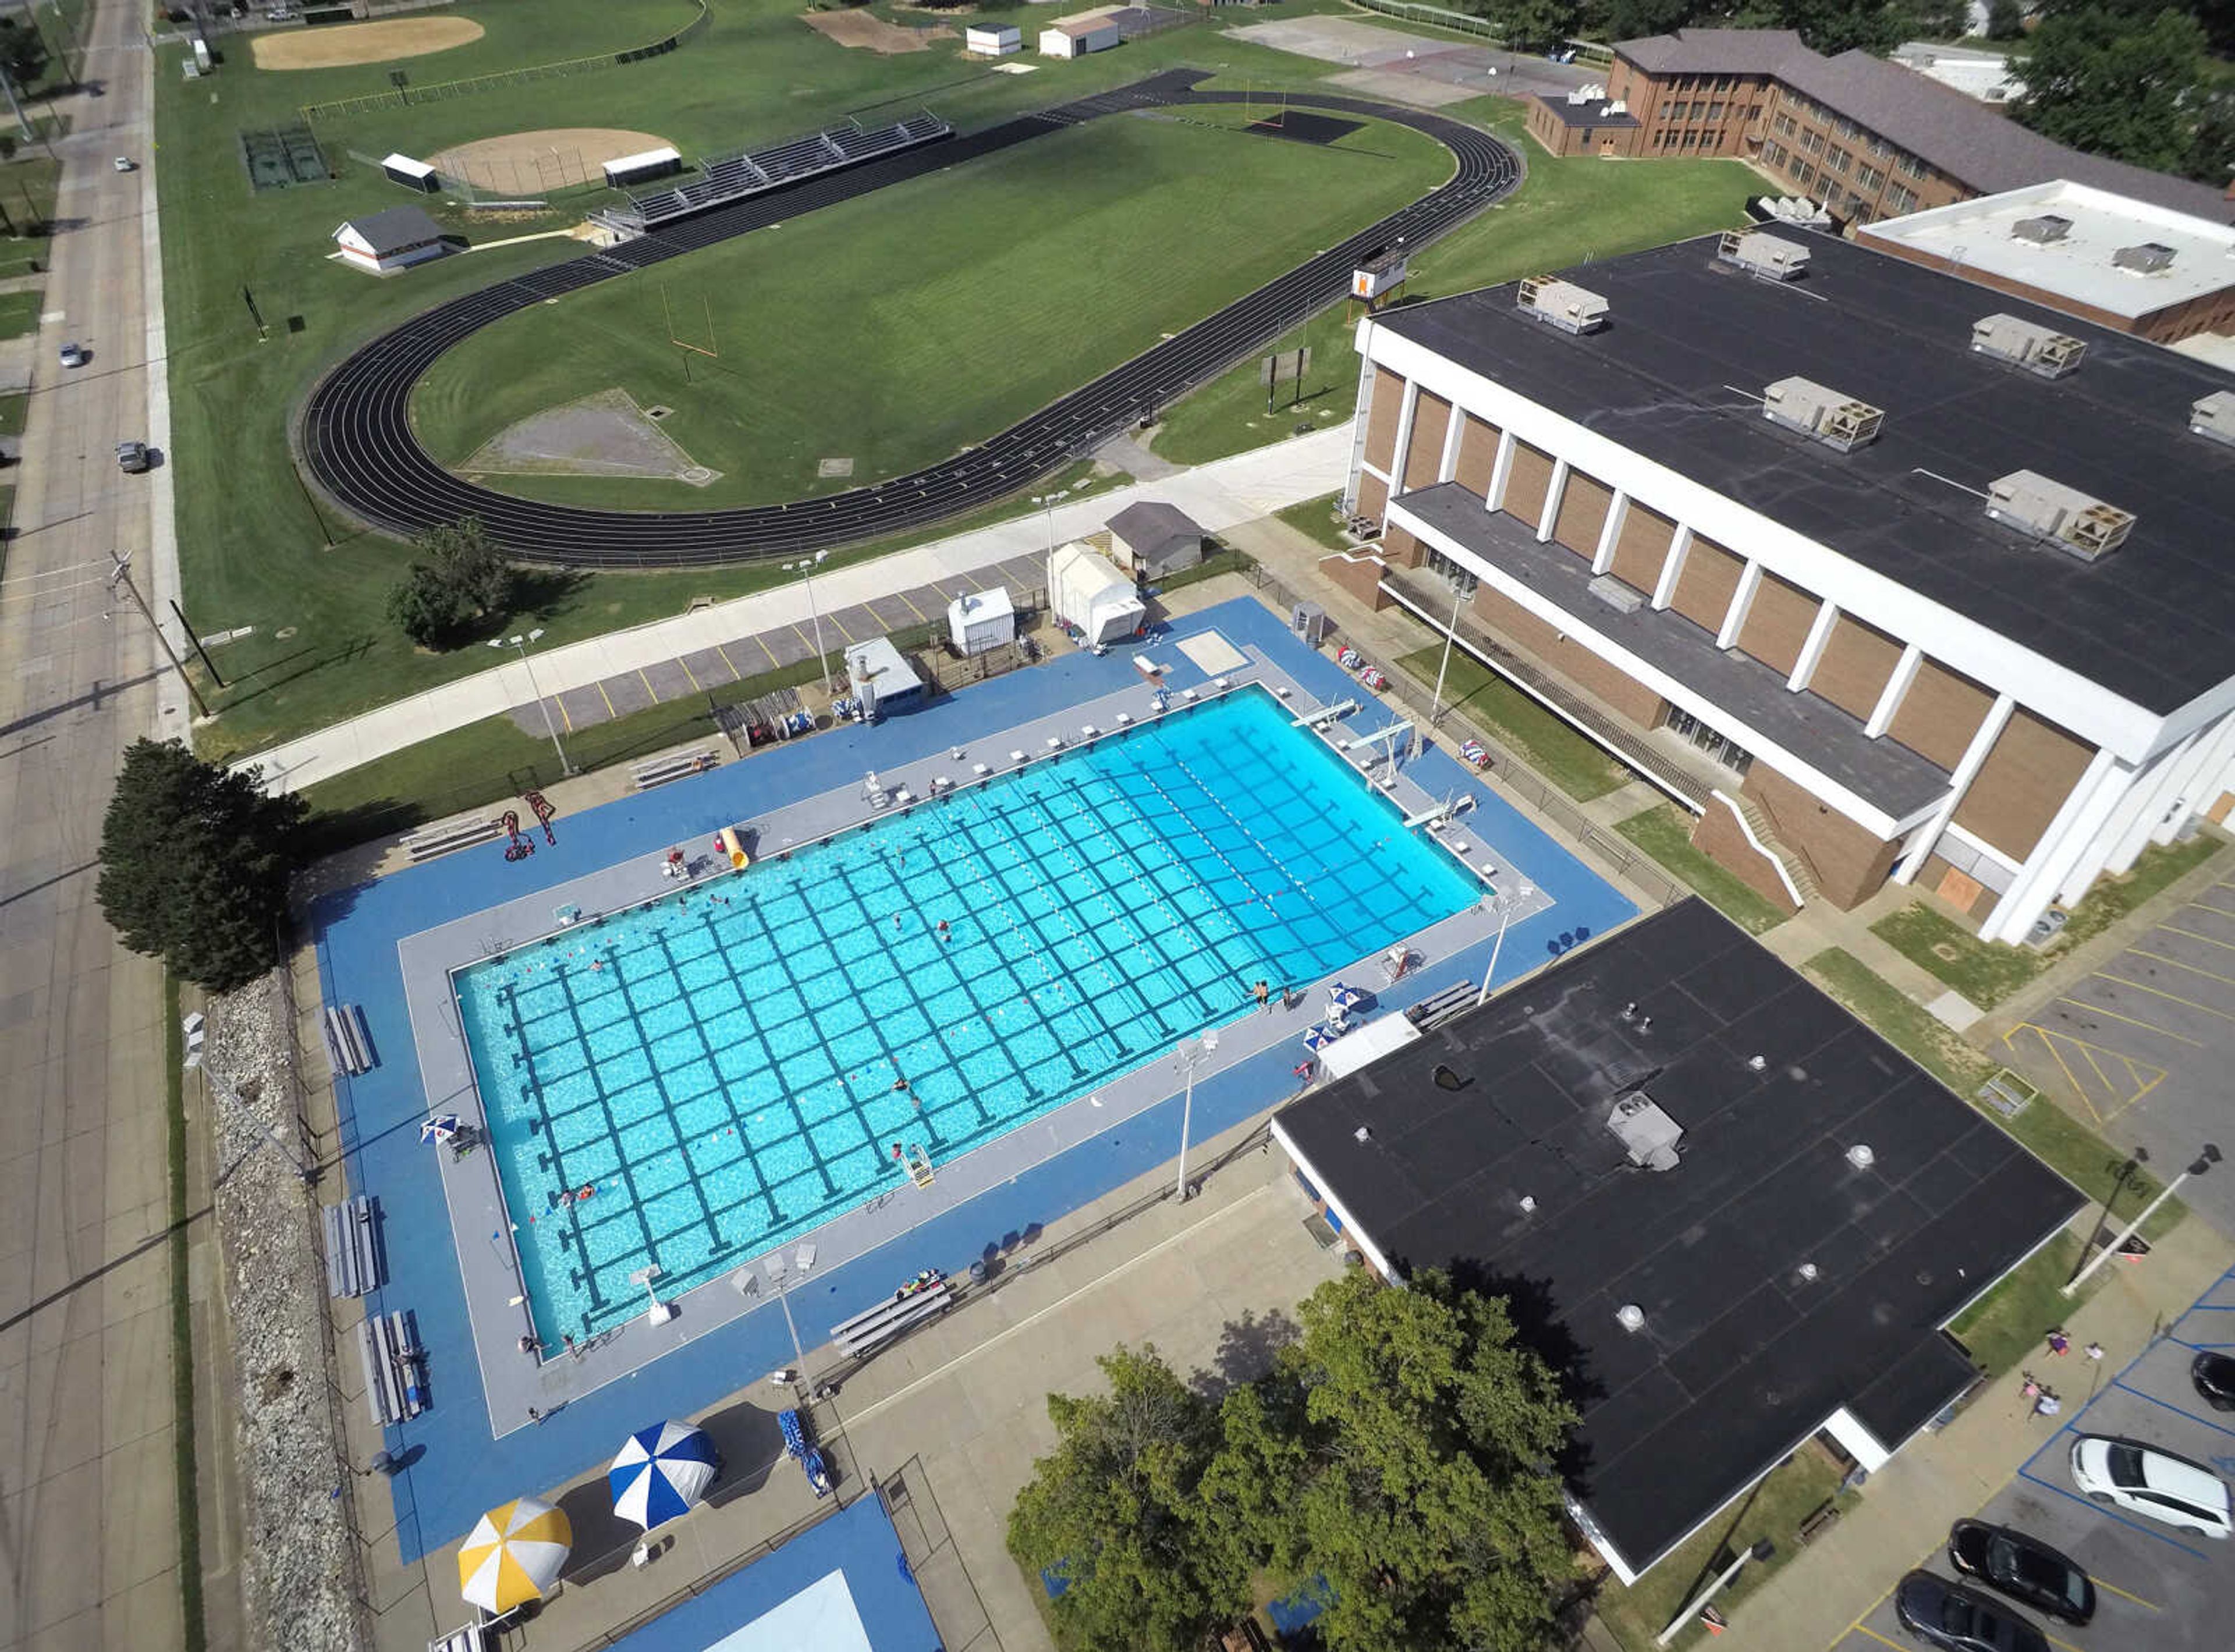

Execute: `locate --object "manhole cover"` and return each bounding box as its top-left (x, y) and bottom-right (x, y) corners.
top-left (1933, 942), bottom-right (1961, 962)
top-left (818, 457), bottom-right (855, 478)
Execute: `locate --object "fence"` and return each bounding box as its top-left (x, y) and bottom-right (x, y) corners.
top-left (298, 0), bottom-right (710, 123)
top-left (1234, 558), bottom-right (1688, 912)
top-left (1348, 0), bottom-right (1506, 43)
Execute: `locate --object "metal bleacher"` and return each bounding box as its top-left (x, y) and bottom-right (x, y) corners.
top-left (619, 111), bottom-right (950, 230)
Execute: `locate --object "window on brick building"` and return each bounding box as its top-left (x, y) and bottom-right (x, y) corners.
top-left (1886, 183), bottom-right (1917, 212)
top-left (1857, 162), bottom-right (1884, 190)
top-left (1827, 146), bottom-right (1851, 174)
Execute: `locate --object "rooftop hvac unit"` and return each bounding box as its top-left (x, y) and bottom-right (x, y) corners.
top-left (1716, 229), bottom-right (1810, 280)
top-left (1761, 376), bottom-right (1884, 452)
top-left (2115, 240), bottom-right (2177, 274)
top-left (1516, 275), bottom-right (1609, 335)
top-left (1970, 313), bottom-right (2086, 379)
top-left (1605, 98), bottom-right (1627, 115)
top-left (1607, 1093), bottom-right (1683, 1172)
top-left (1984, 470), bottom-right (2135, 561)
top-left (2191, 389), bottom-right (2235, 449)
top-left (2010, 213), bottom-right (2072, 244)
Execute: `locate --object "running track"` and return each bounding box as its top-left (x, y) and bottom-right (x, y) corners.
top-left (301, 70), bottom-right (1522, 566)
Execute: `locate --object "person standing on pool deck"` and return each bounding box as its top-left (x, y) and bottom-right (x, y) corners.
top-left (1252, 980), bottom-right (1271, 1011)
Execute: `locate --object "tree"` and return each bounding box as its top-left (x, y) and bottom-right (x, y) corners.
top-left (1479, 0), bottom-right (1581, 52)
top-left (385, 516), bottom-right (517, 648)
top-left (1984, 0), bottom-right (2028, 38)
top-left (2183, 80), bottom-right (2235, 186)
top-left (0, 20), bottom-right (48, 88)
top-left (2013, 5), bottom-right (2211, 174)
top-left (98, 739), bottom-right (308, 993)
top-left (1006, 1345), bottom-right (1243, 1652)
top-left (1209, 1271), bottom-right (1578, 1652)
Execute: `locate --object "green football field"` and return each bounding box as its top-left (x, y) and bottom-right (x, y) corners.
top-left (411, 106), bottom-right (1450, 507)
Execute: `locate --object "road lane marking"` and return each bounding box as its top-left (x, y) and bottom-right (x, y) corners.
top-left (2131, 945), bottom-right (2235, 990)
top-left (2053, 996), bottom-right (2205, 1046)
top-left (2095, 971), bottom-right (2235, 1022)
top-left (2161, 922), bottom-right (2235, 953)
top-left (1849, 1626), bottom-right (1906, 1651)
top-left (2088, 1573), bottom-right (2159, 1611)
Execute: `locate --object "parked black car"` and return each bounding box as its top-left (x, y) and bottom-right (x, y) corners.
top-left (1894, 1570), bottom-right (2049, 1652)
top-left (2194, 1351), bottom-right (2235, 1412)
top-left (1947, 1522), bottom-right (2095, 1625)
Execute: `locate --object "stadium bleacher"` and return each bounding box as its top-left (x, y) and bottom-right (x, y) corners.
top-left (619, 112), bottom-right (950, 230)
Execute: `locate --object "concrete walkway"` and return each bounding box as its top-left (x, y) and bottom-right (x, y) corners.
top-left (237, 429), bottom-right (1353, 794)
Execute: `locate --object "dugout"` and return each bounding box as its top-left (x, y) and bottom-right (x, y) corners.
top-left (845, 637), bottom-right (924, 720)
top-left (602, 147), bottom-right (683, 189)
top-left (380, 154), bottom-right (439, 194)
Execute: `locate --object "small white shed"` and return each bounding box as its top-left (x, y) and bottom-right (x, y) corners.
top-left (948, 586), bottom-right (1017, 656)
top-left (1041, 17), bottom-right (1121, 58)
top-left (966, 23), bottom-right (1021, 57)
top-left (332, 206), bottom-right (448, 274)
top-left (1048, 542), bottom-right (1144, 647)
top-left (845, 636), bottom-right (924, 719)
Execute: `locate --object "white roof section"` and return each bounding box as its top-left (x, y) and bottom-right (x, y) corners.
top-left (843, 635), bottom-right (921, 694)
top-left (1860, 179), bottom-right (2235, 319)
top-left (1316, 1013), bottom-right (1422, 1080)
top-left (380, 152), bottom-right (435, 180)
top-left (1048, 541), bottom-right (1144, 645)
top-left (601, 146), bottom-right (681, 177)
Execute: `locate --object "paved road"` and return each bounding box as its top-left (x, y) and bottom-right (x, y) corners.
top-left (302, 73), bottom-right (1521, 563)
top-left (0, 3), bottom-right (188, 1648)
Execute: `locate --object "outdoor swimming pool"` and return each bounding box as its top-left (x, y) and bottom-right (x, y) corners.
top-left (455, 688), bottom-right (1481, 1342)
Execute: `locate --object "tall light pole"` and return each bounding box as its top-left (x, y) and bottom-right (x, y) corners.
top-left (1475, 883), bottom-right (1535, 1007)
top-left (782, 551), bottom-right (831, 694)
top-left (1031, 489), bottom-right (1070, 557)
top-left (1657, 1540), bottom-right (1774, 1645)
top-left (1173, 1031), bottom-right (1219, 1201)
top-left (488, 628), bottom-right (572, 776)
top-left (109, 553), bottom-right (210, 718)
top-left (2064, 1145), bottom-right (2219, 1296)
top-left (762, 1244), bottom-right (817, 1370)
top-left (1427, 573), bottom-right (1468, 726)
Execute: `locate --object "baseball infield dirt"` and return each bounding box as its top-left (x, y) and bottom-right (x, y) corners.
top-left (802, 10), bottom-right (952, 54)
top-left (431, 129), bottom-right (674, 194)
top-left (250, 17), bottom-right (486, 71)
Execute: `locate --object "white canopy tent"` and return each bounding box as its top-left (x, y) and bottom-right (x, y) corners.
top-left (1048, 542), bottom-right (1144, 647)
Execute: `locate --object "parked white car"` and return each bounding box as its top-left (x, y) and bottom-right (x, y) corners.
top-left (2069, 1436), bottom-right (2233, 1539)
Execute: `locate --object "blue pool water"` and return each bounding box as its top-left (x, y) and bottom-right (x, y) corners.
top-left (455, 688), bottom-right (1481, 1342)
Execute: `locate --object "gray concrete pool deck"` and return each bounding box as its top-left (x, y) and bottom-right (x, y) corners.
top-left (398, 636), bottom-right (1548, 1436)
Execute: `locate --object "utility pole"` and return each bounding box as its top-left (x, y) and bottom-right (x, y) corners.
top-left (110, 553), bottom-right (211, 717)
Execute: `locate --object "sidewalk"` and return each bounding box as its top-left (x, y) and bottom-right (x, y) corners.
top-left (237, 428), bottom-right (1352, 793)
top-left (1685, 1213), bottom-right (2235, 1652)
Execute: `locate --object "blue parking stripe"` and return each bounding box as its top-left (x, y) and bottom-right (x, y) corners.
top-left (2015, 1468), bottom-right (2215, 1560)
top-left (2169, 1335), bottom-right (2235, 1351)
top-left (2110, 1379), bottom-right (2235, 1440)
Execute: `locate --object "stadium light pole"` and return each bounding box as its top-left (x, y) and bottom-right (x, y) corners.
top-left (488, 628), bottom-right (573, 777)
top-left (783, 552), bottom-right (832, 694)
top-left (1031, 489), bottom-right (1070, 557)
top-left (1173, 1031), bottom-right (1218, 1202)
top-left (1475, 882), bottom-right (1535, 1007)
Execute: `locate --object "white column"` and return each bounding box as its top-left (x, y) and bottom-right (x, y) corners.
top-left (1717, 561), bottom-right (1764, 650)
top-left (2145, 713), bottom-right (2235, 848)
top-left (1487, 429), bottom-right (1515, 513)
top-left (1787, 602), bottom-right (1840, 693)
top-left (1867, 643), bottom-right (1924, 739)
top-left (1538, 457), bottom-right (1570, 542)
top-left (2104, 730), bottom-right (2200, 876)
top-left (1388, 378), bottom-right (1421, 496)
top-left (1893, 693), bottom-right (2015, 886)
top-left (1438, 402), bottom-right (1467, 482)
top-left (1342, 349), bottom-right (1378, 511)
top-left (1652, 525), bottom-right (1692, 610)
top-left (1593, 492), bottom-right (1630, 575)
top-left (1981, 747), bottom-right (2129, 945)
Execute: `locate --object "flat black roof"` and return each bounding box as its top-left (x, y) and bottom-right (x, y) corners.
top-left (1375, 232), bottom-right (2235, 715)
top-left (1535, 95), bottom-right (1642, 129)
top-left (1273, 900), bottom-right (2079, 1577)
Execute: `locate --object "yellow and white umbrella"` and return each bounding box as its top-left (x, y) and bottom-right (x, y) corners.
top-left (458, 1496), bottom-right (572, 1614)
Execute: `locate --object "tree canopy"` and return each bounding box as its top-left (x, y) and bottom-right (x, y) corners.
top-left (97, 738), bottom-right (308, 992)
top-left (2013, 5), bottom-right (2231, 182)
top-left (386, 516), bottom-right (519, 649)
top-left (1007, 1271), bottom-right (1580, 1652)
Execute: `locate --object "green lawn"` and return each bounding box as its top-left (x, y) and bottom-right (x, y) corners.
top-left (1614, 804), bottom-right (1790, 933)
top-left (1947, 1234), bottom-right (2097, 1379)
top-left (1151, 150), bottom-right (1756, 465)
top-left (0, 392), bottom-right (25, 438)
top-left (0, 156), bottom-right (56, 276)
top-left (1594, 1445), bottom-right (1854, 1651)
top-left (411, 109), bottom-right (1447, 507)
top-left (0, 288), bottom-right (40, 340)
top-left (1272, 491), bottom-right (1356, 553)
top-left (1394, 646), bottom-right (1630, 801)
top-left (1869, 836), bottom-right (2226, 1006)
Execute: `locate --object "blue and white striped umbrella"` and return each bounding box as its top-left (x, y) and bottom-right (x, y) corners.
top-left (420, 1114), bottom-right (461, 1146)
top-left (608, 1422), bottom-right (719, 1530)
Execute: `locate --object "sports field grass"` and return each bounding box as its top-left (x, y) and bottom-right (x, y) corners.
top-left (413, 109), bottom-right (1448, 506)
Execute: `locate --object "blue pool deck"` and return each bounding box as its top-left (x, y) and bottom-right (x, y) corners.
top-left (311, 597), bottom-right (1637, 1564)
top-left (596, 1493), bottom-right (939, 1652)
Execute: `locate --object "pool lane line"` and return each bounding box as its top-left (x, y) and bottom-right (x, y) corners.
top-left (838, 1182), bottom-right (1277, 1433)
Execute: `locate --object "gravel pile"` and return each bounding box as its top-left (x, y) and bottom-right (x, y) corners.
top-left (210, 975), bottom-right (368, 1652)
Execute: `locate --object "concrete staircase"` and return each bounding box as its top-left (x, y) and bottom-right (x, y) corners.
top-left (1734, 791), bottom-right (1822, 907)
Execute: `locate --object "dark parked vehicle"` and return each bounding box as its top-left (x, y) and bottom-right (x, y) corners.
top-left (2195, 1351), bottom-right (2235, 1412)
top-left (1894, 1570), bottom-right (2049, 1652)
top-left (1947, 1522), bottom-right (2094, 1625)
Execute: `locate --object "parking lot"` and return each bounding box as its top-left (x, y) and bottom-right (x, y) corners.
top-left (1829, 1266), bottom-right (2235, 1652)
top-left (2000, 866), bottom-right (2235, 1236)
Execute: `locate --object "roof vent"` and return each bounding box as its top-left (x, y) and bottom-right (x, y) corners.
top-left (1516, 275), bottom-right (1608, 335)
top-left (2191, 389), bottom-right (2235, 449)
top-left (1762, 376), bottom-right (1884, 452)
top-left (2010, 213), bottom-right (2071, 244)
top-left (1846, 1143), bottom-right (1876, 1171)
top-left (1608, 1093), bottom-right (1683, 1172)
top-left (1616, 1304), bottom-right (1647, 1332)
top-left (2115, 240), bottom-right (2177, 274)
top-left (1716, 229), bottom-right (1810, 281)
top-left (1971, 313), bottom-right (2086, 379)
top-left (1985, 470), bottom-right (2135, 561)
